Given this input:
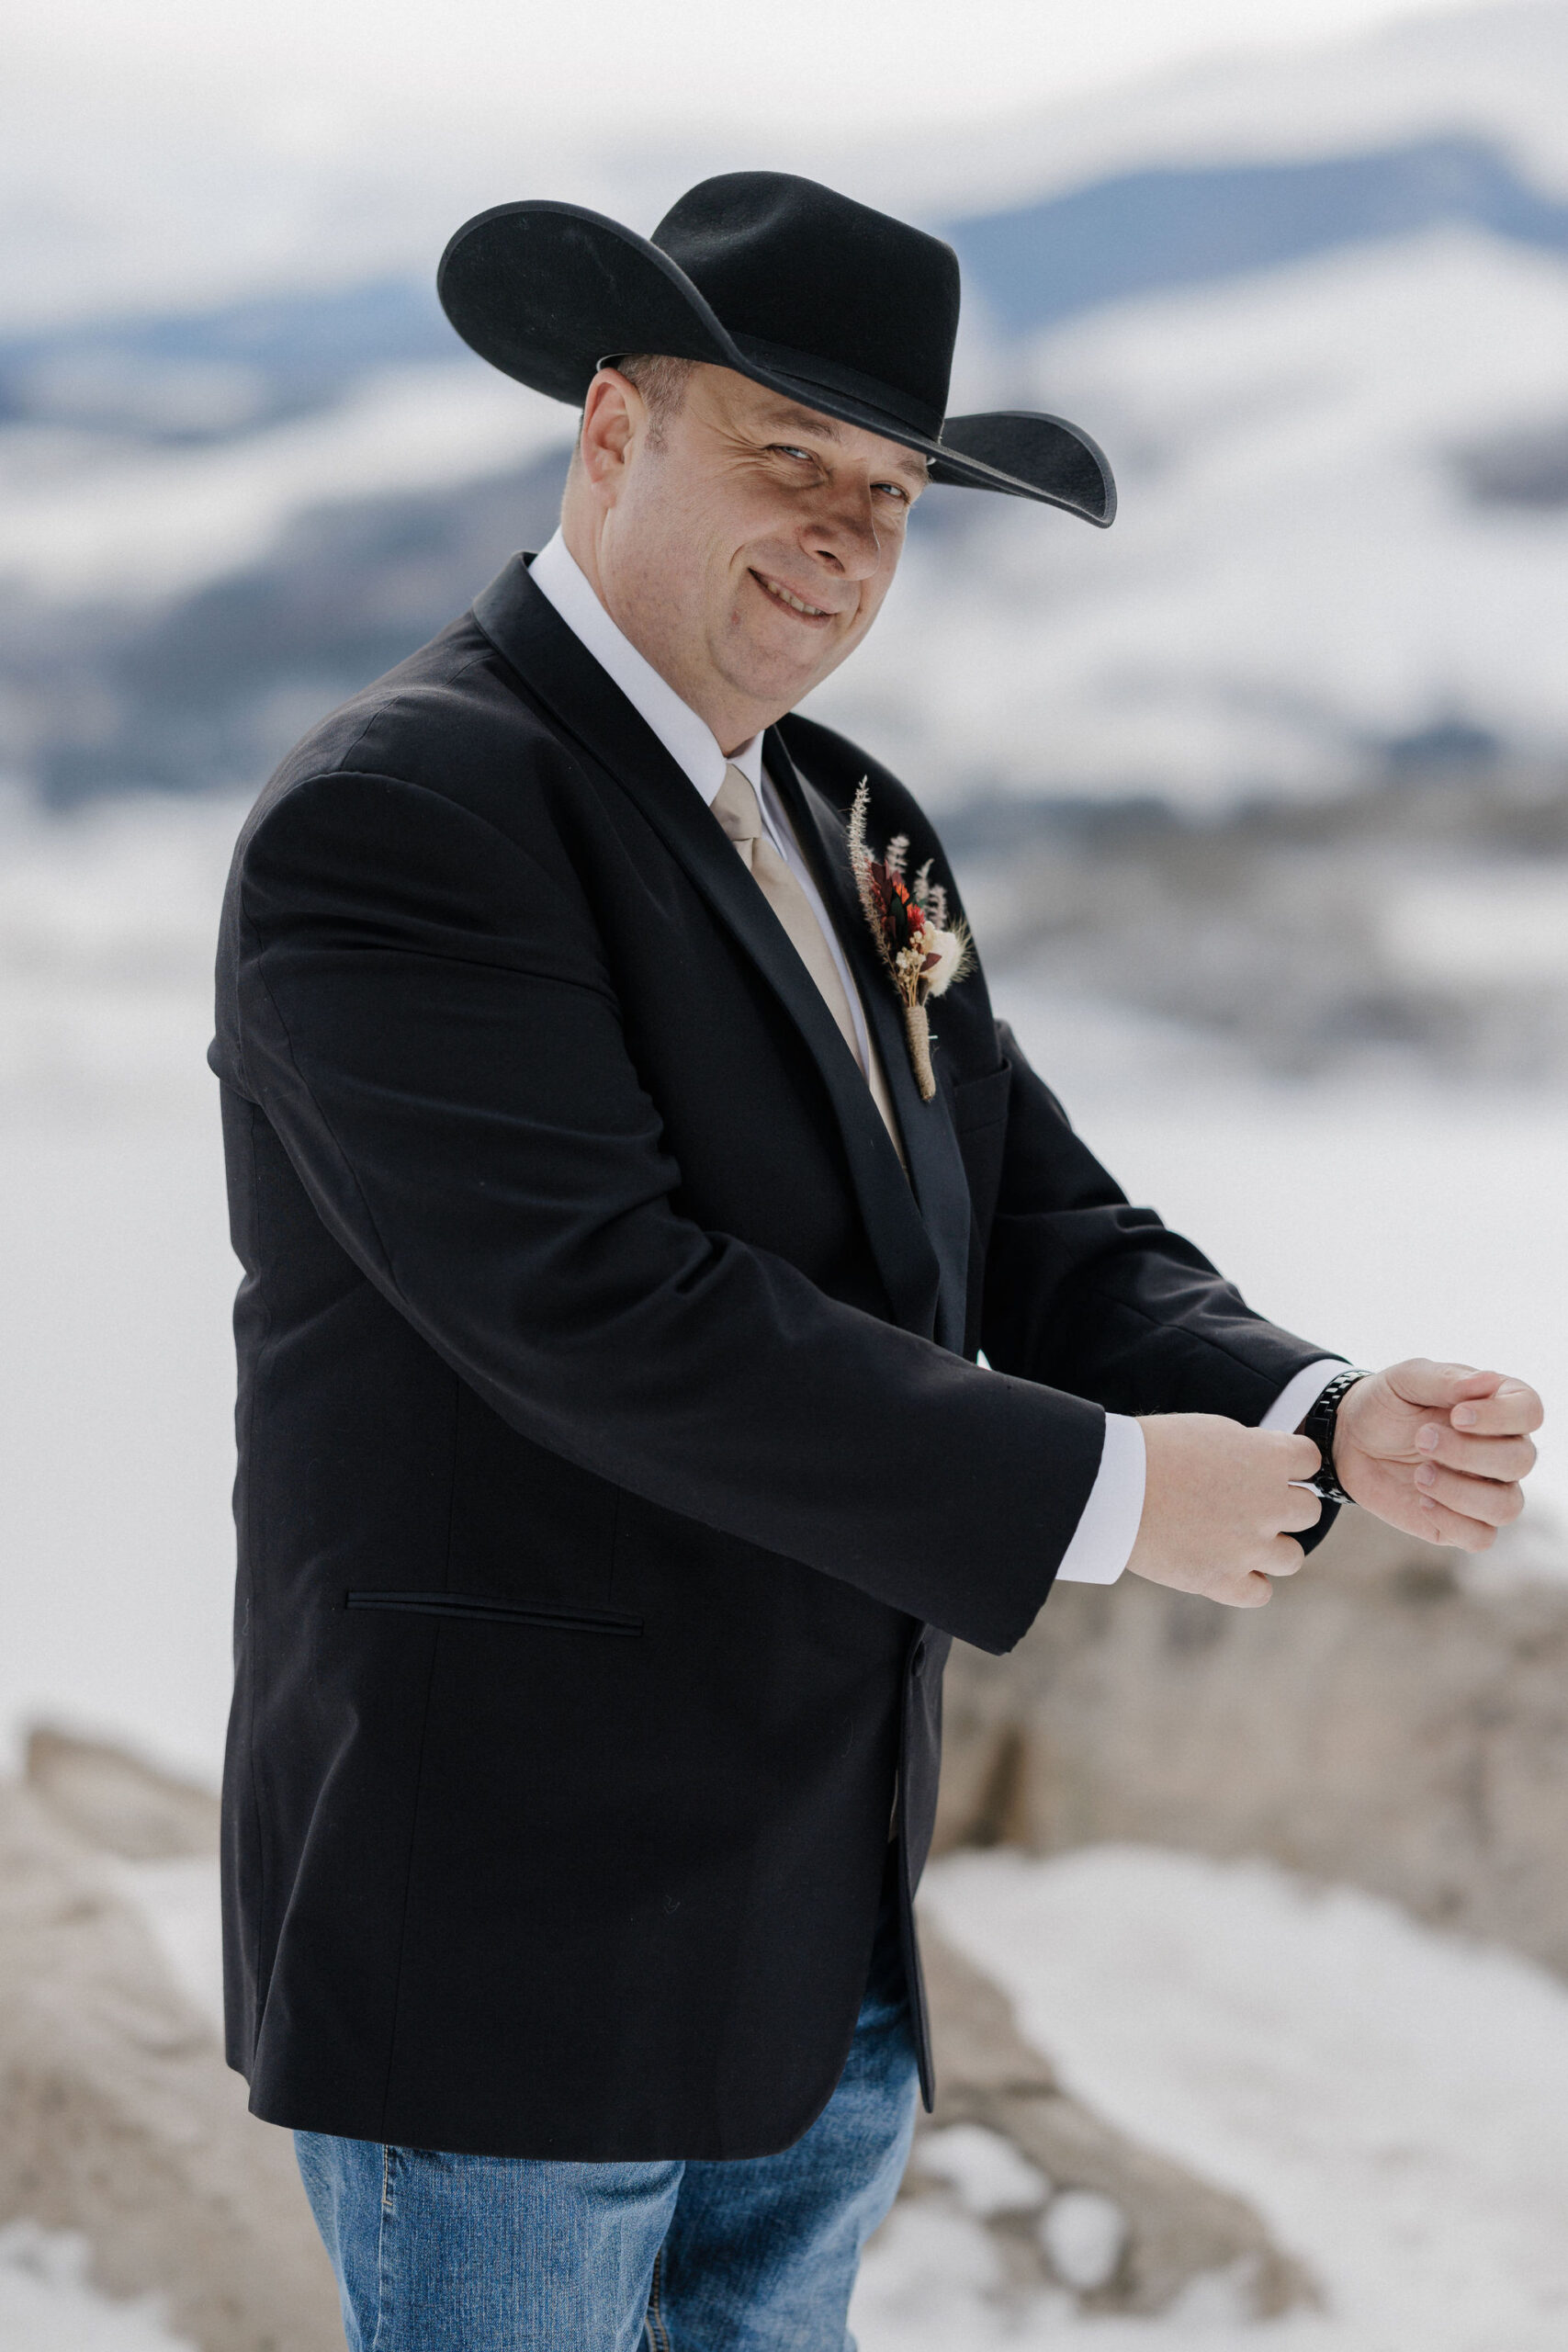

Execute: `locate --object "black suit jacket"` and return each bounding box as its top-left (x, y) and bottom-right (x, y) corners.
top-left (210, 553), bottom-right (1332, 2159)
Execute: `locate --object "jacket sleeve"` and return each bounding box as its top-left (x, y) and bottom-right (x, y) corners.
top-left (980, 1019), bottom-right (1337, 1425)
top-left (225, 771), bottom-right (1107, 1654)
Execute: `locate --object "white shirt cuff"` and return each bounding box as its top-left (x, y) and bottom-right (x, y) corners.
top-left (1260, 1360), bottom-right (1349, 1435)
top-left (1055, 1413), bottom-right (1145, 1585)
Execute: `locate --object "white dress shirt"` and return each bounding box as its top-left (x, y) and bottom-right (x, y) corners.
top-left (529, 533), bottom-right (874, 1075)
top-left (527, 530), bottom-right (1342, 1584)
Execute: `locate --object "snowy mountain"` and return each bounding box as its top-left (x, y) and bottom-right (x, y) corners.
top-left (819, 222), bottom-right (1568, 808)
top-left (0, 3), bottom-right (1564, 808)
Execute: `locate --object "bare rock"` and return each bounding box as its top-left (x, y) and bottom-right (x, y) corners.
top-left (906, 1917), bottom-right (1316, 2317)
top-left (933, 1509), bottom-right (1568, 1973)
top-left (26, 1727), bottom-right (220, 1862)
top-left (1, 1754), bottom-right (341, 2351)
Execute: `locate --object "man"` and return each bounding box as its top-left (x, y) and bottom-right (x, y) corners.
top-left (211, 174), bottom-right (1541, 2349)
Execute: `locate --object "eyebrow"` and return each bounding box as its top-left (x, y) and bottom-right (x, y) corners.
top-left (764, 401), bottom-right (931, 486)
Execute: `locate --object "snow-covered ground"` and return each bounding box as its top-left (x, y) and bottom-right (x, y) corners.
top-left (852, 1846), bottom-right (1568, 2349)
top-left (0, 794), bottom-right (250, 1781)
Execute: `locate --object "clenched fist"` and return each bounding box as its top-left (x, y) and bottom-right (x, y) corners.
top-left (1333, 1359), bottom-right (1542, 1551)
top-left (1127, 1415), bottom-right (1324, 1609)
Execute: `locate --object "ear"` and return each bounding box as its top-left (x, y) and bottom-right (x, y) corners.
top-left (578, 368), bottom-right (647, 499)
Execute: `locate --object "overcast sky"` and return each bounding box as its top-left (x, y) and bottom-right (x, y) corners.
top-left (4, 0), bottom-right (1544, 324)
top-left (11, 0), bottom-right (1523, 145)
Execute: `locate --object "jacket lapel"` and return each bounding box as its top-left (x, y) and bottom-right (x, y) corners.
top-left (764, 732), bottom-right (972, 1355)
top-left (470, 557), bottom-right (945, 1342)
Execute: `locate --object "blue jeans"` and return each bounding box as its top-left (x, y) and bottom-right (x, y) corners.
top-left (295, 1894), bottom-right (918, 2350)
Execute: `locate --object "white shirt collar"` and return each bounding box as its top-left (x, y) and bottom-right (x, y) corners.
top-left (528, 530), bottom-right (764, 805)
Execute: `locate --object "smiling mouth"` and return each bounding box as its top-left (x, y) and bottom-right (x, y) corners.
top-left (752, 571), bottom-right (836, 621)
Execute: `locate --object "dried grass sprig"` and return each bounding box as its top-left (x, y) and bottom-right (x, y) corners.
top-left (847, 780), bottom-right (974, 1101)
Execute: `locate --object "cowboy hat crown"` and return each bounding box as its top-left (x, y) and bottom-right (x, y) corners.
top-left (438, 170), bottom-right (1115, 526)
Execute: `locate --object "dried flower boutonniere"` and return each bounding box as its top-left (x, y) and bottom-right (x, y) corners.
top-left (848, 781), bottom-right (973, 1102)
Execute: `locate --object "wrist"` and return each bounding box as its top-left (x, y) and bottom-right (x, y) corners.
top-left (1299, 1368), bottom-right (1370, 1505)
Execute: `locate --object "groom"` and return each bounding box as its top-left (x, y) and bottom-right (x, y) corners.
top-left (210, 175), bottom-right (1541, 2349)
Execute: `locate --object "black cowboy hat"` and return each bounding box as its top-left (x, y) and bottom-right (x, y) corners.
top-left (438, 172), bottom-right (1115, 528)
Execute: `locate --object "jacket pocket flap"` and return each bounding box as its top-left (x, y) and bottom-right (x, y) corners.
top-left (345, 1590), bottom-right (642, 1635)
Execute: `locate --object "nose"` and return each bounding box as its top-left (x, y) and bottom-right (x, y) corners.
top-left (802, 477), bottom-right (885, 582)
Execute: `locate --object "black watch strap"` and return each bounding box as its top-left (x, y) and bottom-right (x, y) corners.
top-left (1299, 1367), bottom-right (1369, 1506)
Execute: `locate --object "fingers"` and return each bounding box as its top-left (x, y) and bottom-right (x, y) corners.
top-left (1276, 1432), bottom-right (1324, 1483)
top-left (1383, 1361), bottom-right (1544, 1436)
top-left (1413, 1459), bottom-right (1524, 1528)
top-left (1415, 1424), bottom-right (1537, 1480)
top-left (1205, 1566), bottom-right (1275, 1609)
top-left (1384, 1357), bottom-right (1485, 1404)
top-left (1448, 1378), bottom-right (1543, 1439)
top-left (1210, 1537), bottom-right (1303, 1605)
top-left (1265, 1534), bottom-right (1306, 1577)
top-left (1278, 1487), bottom-right (1324, 1537)
top-left (1213, 1523), bottom-right (1306, 1599)
top-left (1131, 1415), bottom-right (1342, 1611)
top-left (1414, 1493), bottom-right (1500, 1552)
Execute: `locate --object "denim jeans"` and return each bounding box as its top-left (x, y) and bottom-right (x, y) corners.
top-left (295, 1889), bottom-right (918, 2350)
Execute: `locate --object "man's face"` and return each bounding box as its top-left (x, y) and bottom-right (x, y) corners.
top-left (577, 363), bottom-right (929, 748)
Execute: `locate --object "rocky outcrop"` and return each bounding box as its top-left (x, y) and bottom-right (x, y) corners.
top-left (0, 1736), bottom-right (341, 2352)
top-left (933, 1509), bottom-right (1568, 1973)
top-left (26, 1726), bottom-right (228, 1864)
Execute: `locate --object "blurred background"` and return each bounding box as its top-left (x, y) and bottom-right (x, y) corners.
top-left (2, 1), bottom-right (1567, 2345)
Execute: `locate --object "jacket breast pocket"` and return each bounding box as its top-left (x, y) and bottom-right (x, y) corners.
top-left (951, 1062), bottom-right (1011, 1139)
top-left (950, 1063), bottom-right (1010, 1228)
top-left (345, 1590), bottom-right (643, 1636)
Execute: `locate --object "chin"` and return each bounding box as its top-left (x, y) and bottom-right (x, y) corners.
top-left (723, 637), bottom-right (823, 712)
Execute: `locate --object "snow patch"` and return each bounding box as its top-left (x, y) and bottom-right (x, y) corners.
top-left (0, 2225), bottom-right (193, 2351)
top-left (917, 2122), bottom-right (1050, 2216)
top-left (892, 1847), bottom-right (1568, 2347)
top-left (1041, 2189), bottom-right (1130, 2292)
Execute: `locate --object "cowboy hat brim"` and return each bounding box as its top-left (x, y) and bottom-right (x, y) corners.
top-left (438, 200), bottom-right (1116, 528)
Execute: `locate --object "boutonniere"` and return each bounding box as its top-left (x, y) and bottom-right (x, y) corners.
top-left (848, 781), bottom-right (973, 1102)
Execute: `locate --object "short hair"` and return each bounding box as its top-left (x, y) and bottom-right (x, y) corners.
top-left (609, 352), bottom-right (695, 445)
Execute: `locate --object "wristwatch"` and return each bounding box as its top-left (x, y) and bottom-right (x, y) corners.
top-left (1299, 1367), bottom-right (1369, 1506)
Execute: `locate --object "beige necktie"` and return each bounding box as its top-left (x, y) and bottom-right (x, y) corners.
top-left (713, 763), bottom-right (906, 1167)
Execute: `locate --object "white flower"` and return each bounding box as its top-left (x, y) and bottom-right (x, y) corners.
top-left (921, 924), bottom-right (966, 999)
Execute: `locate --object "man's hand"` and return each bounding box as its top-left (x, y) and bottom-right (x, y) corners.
top-left (1127, 1415), bottom-right (1324, 1609)
top-left (1332, 1360), bottom-right (1542, 1551)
